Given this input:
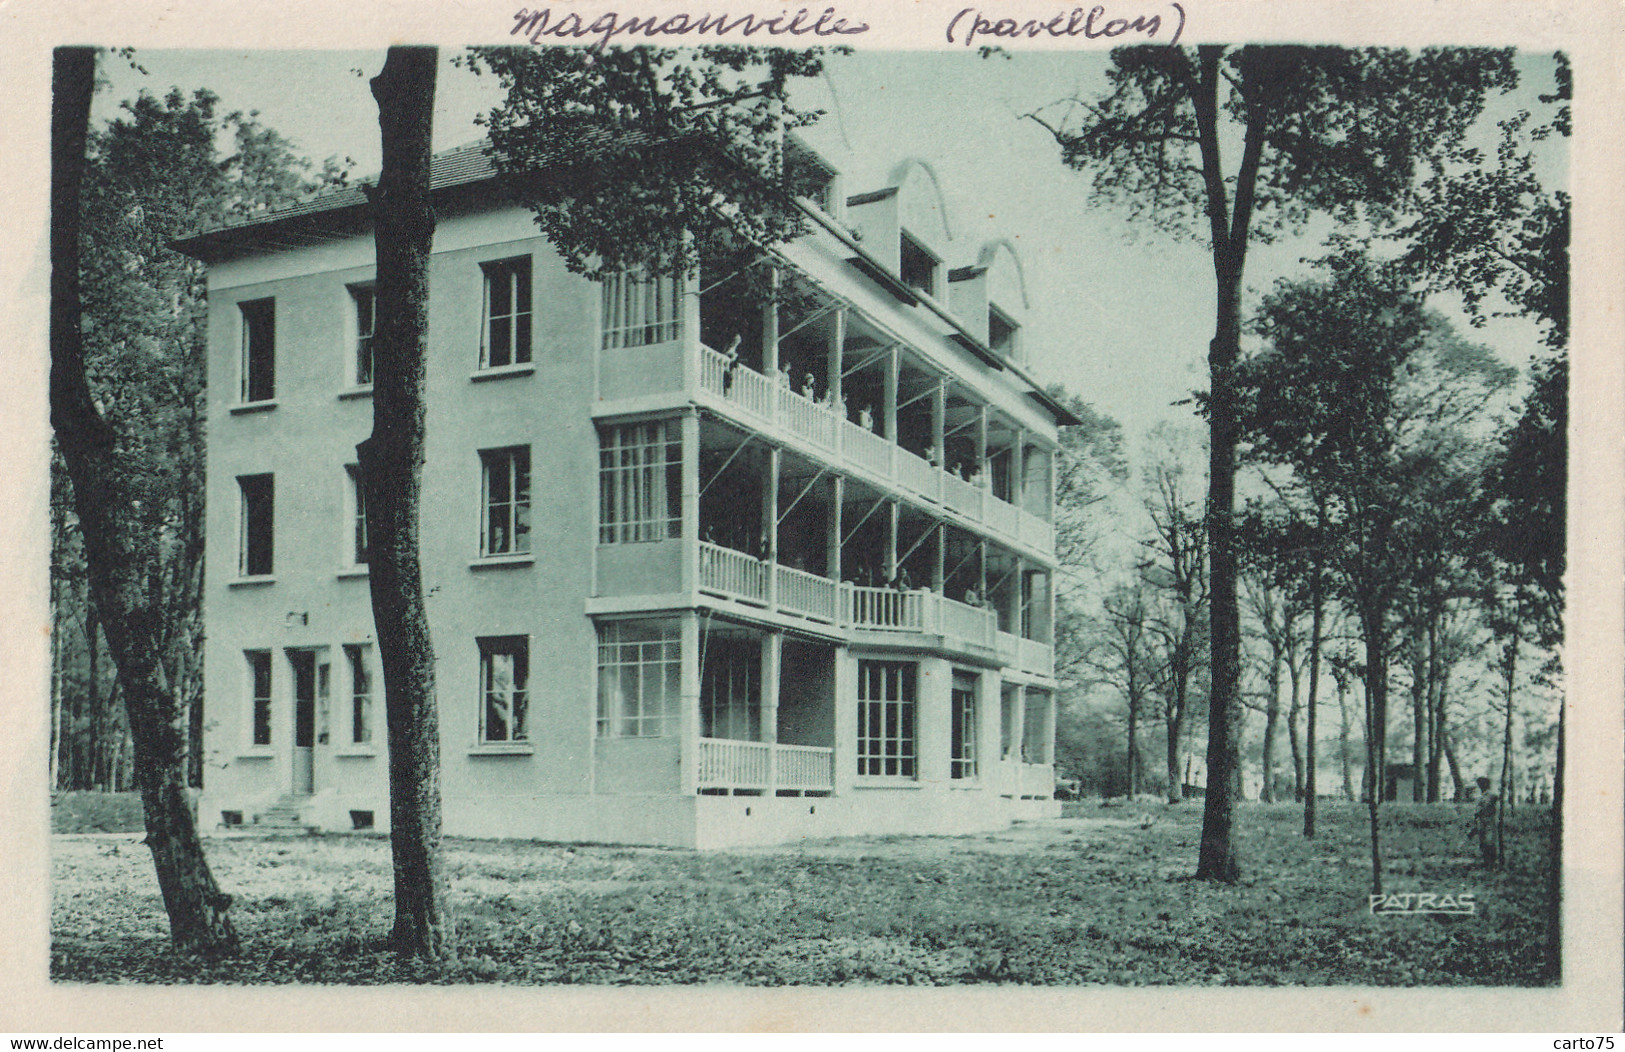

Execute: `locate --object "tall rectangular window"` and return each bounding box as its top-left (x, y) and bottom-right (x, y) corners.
top-left (1023, 689), bottom-right (1051, 764)
top-left (700, 632), bottom-right (760, 741)
top-left (346, 465), bottom-right (368, 565)
top-left (239, 298), bottom-right (275, 403)
top-left (598, 421), bottom-right (681, 543)
top-left (596, 620), bottom-right (681, 738)
top-left (344, 644), bottom-right (372, 745)
top-left (479, 636), bottom-right (529, 743)
top-left (600, 271), bottom-right (683, 349)
top-left (247, 649), bottom-right (272, 746)
top-left (857, 660), bottom-right (916, 778)
top-left (350, 285), bottom-right (375, 386)
top-left (480, 447), bottom-right (531, 556)
top-left (238, 473), bottom-right (274, 576)
top-left (951, 671), bottom-right (978, 780)
top-left (481, 257), bottom-right (532, 368)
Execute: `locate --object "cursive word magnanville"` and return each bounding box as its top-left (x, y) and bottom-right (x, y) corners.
top-left (946, 3), bottom-right (1184, 47)
top-left (512, 6), bottom-right (870, 49)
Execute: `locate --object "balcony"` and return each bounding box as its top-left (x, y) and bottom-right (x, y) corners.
top-left (697, 737), bottom-right (834, 793)
top-left (684, 344), bottom-right (1054, 558)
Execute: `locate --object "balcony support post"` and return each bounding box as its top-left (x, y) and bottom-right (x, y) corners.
top-left (763, 445), bottom-right (780, 609)
top-left (680, 611), bottom-right (701, 794)
top-left (976, 406), bottom-right (988, 518)
top-left (932, 522), bottom-right (946, 594)
top-left (826, 474), bottom-right (843, 584)
top-left (827, 307), bottom-right (844, 419)
top-left (1009, 683), bottom-right (1026, 764)
top-left (680, 411), bottom-right (701, 597)
top-left (883, 499), bottom-right (898, 586)
top-left (932, 378), bottom-right (946, 503)
top-left (760, 631), bottom-right (782, 789)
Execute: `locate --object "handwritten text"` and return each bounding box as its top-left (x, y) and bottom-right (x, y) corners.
top-left (512, 6), bottom-right (870, 49)
top-left (946, 4), bottom-right (1184, 47)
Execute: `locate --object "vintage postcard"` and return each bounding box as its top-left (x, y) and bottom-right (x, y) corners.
top-left (1, 0), bottom-right (1620, 1034)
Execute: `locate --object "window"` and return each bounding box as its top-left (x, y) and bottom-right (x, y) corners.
top-left (1023, 689), bottom-right (1052, 764)
top-left (344, 644), bottom-right (373, 745)
top-left (345, 465), bottom-right (368, 566)
top-left (786, 140), bottom-right (838, 214)
top-left (240, 298), bottom-right (275, 402)
top-left (596, 620), bottom-right (681, 737)
top-left (601, 271), bottom-right (683, 350)
top-left (988, 306), bottom-right (1017, 359)
top-left (857, 660), bottom-right (916, 778)
top-left (700, 631), bottom-right (760, 741)
top-left (246, 650), bottom-right (272, 746)
top-left (238, 473), bottom-right (274, 576)
top-left (479, 636), bottom-right (529, 743)
top-left (899, 233), bottom-right (937, 298)
top-left (350, 285), bottom-right (375, 386)
top-left (480, 447), bottom-right (531, 556)
top-left (598, 422), bottom-right (680, 543)
top-left (951, 671), bottom-right (978, 780)
top-left (481, 257), bottom-right (532, 368)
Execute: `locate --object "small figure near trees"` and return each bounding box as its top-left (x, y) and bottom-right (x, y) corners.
top-left (1470, 776), bottom-right (1501, 867)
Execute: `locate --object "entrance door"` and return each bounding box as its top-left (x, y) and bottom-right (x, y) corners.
top-left (289, 650), bottom-right (316, 794)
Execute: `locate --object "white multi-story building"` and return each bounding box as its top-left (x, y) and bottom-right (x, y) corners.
top-left (179, 139), bottom-right (1072, 848)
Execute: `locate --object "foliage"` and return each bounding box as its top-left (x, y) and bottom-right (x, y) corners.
top-left (460, 46), bottom-right (835, 285)
top-left (56, 84), bottom-right (345, 790)
top-left (53, 802), bottom-right (1556, 986)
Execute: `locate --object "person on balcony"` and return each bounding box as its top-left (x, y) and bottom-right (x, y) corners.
top-left (720, 335), bottom-right (742, 393)
top-left (858, 406), bottom-right (874, 431)
top-left (801, 373), bottom-right (817, 400)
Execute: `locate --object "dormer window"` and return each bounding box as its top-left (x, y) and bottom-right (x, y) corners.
top-left (988, 306), bottom-right (1017, 359)
top-left (786, 139), bottom-right (837, 215)
top-left (899, 233), bottom-right (937, 299)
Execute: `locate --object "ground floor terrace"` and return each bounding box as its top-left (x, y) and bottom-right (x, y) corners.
top-left (202, 610), bottom-right (1058, 849)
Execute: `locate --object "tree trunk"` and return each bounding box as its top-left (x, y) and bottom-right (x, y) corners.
top-left (1126, 681), bottom-right (1140, 798)
top-left (50, 46), bottom-right (238, 956)
top-left (49, 574), bottom-right (62, 793)
top-left (1288, 663), bottom-right (1303, 801)
top-left (1362, 614), bottom-right (1386, 896)
top-left (1336, 671), bottom-right (1355, 801)
top-left (1261, 650), bottom-right (1281, 803)
top-left (1442, 725), bottom-right (1465, 802)
top-left (1303, 563), bottom-right (1322, 837)
top-left (363, 45), bottom-right (451, 960)
top-left (1164, 677), bottom-right (1184, 805)
top-left (1193, 45), bottom-right (1265, 883)
top-left (1410, 622), bottom-right (1426, 803)
top-left (1495, 626), bottom-right (1517, 869)
top-left (84, 601), bottom-right (99, 789)
top-left (1544, 698), bottom-right (1563, 981)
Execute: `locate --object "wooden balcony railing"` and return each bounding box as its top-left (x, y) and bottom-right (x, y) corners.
top-left (697, 737), bottom-right (833, 793)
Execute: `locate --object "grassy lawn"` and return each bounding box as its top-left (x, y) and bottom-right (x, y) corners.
top-left (51, 791), bottom-right (145, 834)
top-left (51, 800), bottom-right (1554, 986)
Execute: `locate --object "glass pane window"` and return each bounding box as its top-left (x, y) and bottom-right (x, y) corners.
top-left (479, 636), bottom-right (529, 743)
top-left (344, 644), bottom-right (372, 745)
top-left (346, 465), bottom-right (368, 565)
top-left (951, 672), bottom-right (977, 780)
top-left (600, 271), bottom-right (684, 350)
top-left (240, 298), bottom-right (275, 402)
top-left (598, 421), bottom-right (681, 544)
top-left (481, 258), bottom-right (533, 368)
top-left (247, 650), bottom-right (272, 746)
top-left (857, 660), bottom-right (916, 778)
top-left (238, 473), bottom-right (274, 576)
top-left (351, 285), bottom-right (375, 385)
top-left (596, 620), bottom-right (681, 737)
top-left (480, 447), bottom-right (531, 556)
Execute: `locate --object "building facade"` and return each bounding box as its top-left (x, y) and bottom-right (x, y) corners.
top-left (181, 141), bottom-right (1071, 849)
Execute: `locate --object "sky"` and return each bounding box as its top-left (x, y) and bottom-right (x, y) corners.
top-left (94, 47), bottom-right (1563, 456)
